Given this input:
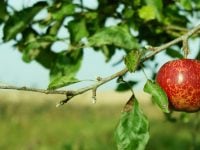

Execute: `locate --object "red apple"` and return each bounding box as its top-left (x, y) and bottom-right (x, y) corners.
top-left (156, 59), bottom-right (200, 112)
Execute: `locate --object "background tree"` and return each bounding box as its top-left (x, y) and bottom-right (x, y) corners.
top-left (0, 0), bottom-right (200, 149)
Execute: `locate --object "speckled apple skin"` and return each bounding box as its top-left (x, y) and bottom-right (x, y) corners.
top-left (156, 59), bottom-right (200, 112)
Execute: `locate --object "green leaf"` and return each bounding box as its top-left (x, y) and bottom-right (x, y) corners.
top-left (22, 35), bottom-right (57, 63)
top-left (166, 48), bottom-right (183, 58)
top-left (88, 25), bottom-right (139, 50)
top-left (48, 76), bottom-right (80, 90)
top-left (68, 19), bottom-right (89, 43)
top-left (48, 50), bottom-right (83, 89)
top-left (123, 8), bottom-right (134, 19)
top-left (0, 0), bottom-right (8, 23)
top-left (85, 12), bottom-right (98, 20)
top-left (138, 5), bottom-right (156, 21)
top-left (101, 45), bottom-right (115, 62)
top-left (124, 50), bottom-right (141, 72)
top-left (16, 28), bottom-right (57, 68)
top-left (193, 0), bottom-right (200, 8)
top-left (144, 0), bottom-right (163, 21)
top-left (3, 2), bottom-right (47, 41)
top-left (50, 3), bottom-right (75, 20)
top-left (35, 49), bottom-right (57, 69)
top-left (143, 80), bottom-right (169, 113)
top-left (116, 81), bottom-right (137, 92)
top-left (115, 95), bottom-right (150, 150)
top-left (133, 0), bottom-right (141, 7)
top-left (179, 0), bottom-right (192, 10)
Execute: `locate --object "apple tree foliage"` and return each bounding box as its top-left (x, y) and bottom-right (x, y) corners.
top-left (1, 0), bottom-right (200, 149)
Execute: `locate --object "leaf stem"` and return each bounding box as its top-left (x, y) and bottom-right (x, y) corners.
top-left (141, 67), bottom-right (149, 80)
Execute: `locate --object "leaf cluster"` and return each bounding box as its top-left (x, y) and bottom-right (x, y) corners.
top-left (1, 0), bottom-right (200, 89)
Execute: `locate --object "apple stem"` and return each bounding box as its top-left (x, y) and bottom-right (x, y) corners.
top-left (182, 36), bottom-right (190, 58)
top-left (120, 78), bottom-right (135, 94)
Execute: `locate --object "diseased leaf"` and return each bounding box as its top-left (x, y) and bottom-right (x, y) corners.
top-left (48, 76), bottom-right (80, 90)
top-left (115, 95), bottom-right (150, 150)
top-left (143, 80), bottom-right (169, 113)
top-left (3, 2), bottom-right (47, 41)
top-left (88, 25), bottom-right (139, 50)
top-left (124, 50), bottom-right (141, 72)
top-left (49, 50), bottom-right (83, 89)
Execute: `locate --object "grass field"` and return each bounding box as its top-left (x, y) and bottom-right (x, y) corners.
top-left (0, 91), bottom-right (199, 150)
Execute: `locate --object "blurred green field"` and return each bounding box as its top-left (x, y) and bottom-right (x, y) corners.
top-left (0, 91), bottom-right (199, 150)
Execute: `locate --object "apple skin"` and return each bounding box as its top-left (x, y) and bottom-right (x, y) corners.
top-left (156, 59), bottom-right (200, 112)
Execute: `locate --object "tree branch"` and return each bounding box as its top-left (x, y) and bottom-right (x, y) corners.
top-left (0, 85), bottom-right (70, 95)
top-left (1, 24), bottom-right (200, 105)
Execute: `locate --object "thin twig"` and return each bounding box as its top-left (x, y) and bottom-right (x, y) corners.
top-left (1, 24), bottom-right (200, 105)
top-left (142, 24), bottom-right (200, 61)
top-left (165, 25), bottom-right (188, 32)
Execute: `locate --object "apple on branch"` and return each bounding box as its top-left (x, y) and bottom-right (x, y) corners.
top-left (156, 59), bottom-right (200, 112)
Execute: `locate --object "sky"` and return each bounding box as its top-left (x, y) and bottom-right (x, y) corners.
top-left (0, 0), bottom-right (200, 91)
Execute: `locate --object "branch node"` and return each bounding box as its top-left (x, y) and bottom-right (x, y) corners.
top-left (145, 45), bottom-right (156, 51)
top-left (56, 94), bottom-right (73, 107)
top-left (56, 100), bottom-right (65, 107)
top-left (56, 99), bottom-right (68, 107)
top-left (96, 76), bottom-right (102, 81)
